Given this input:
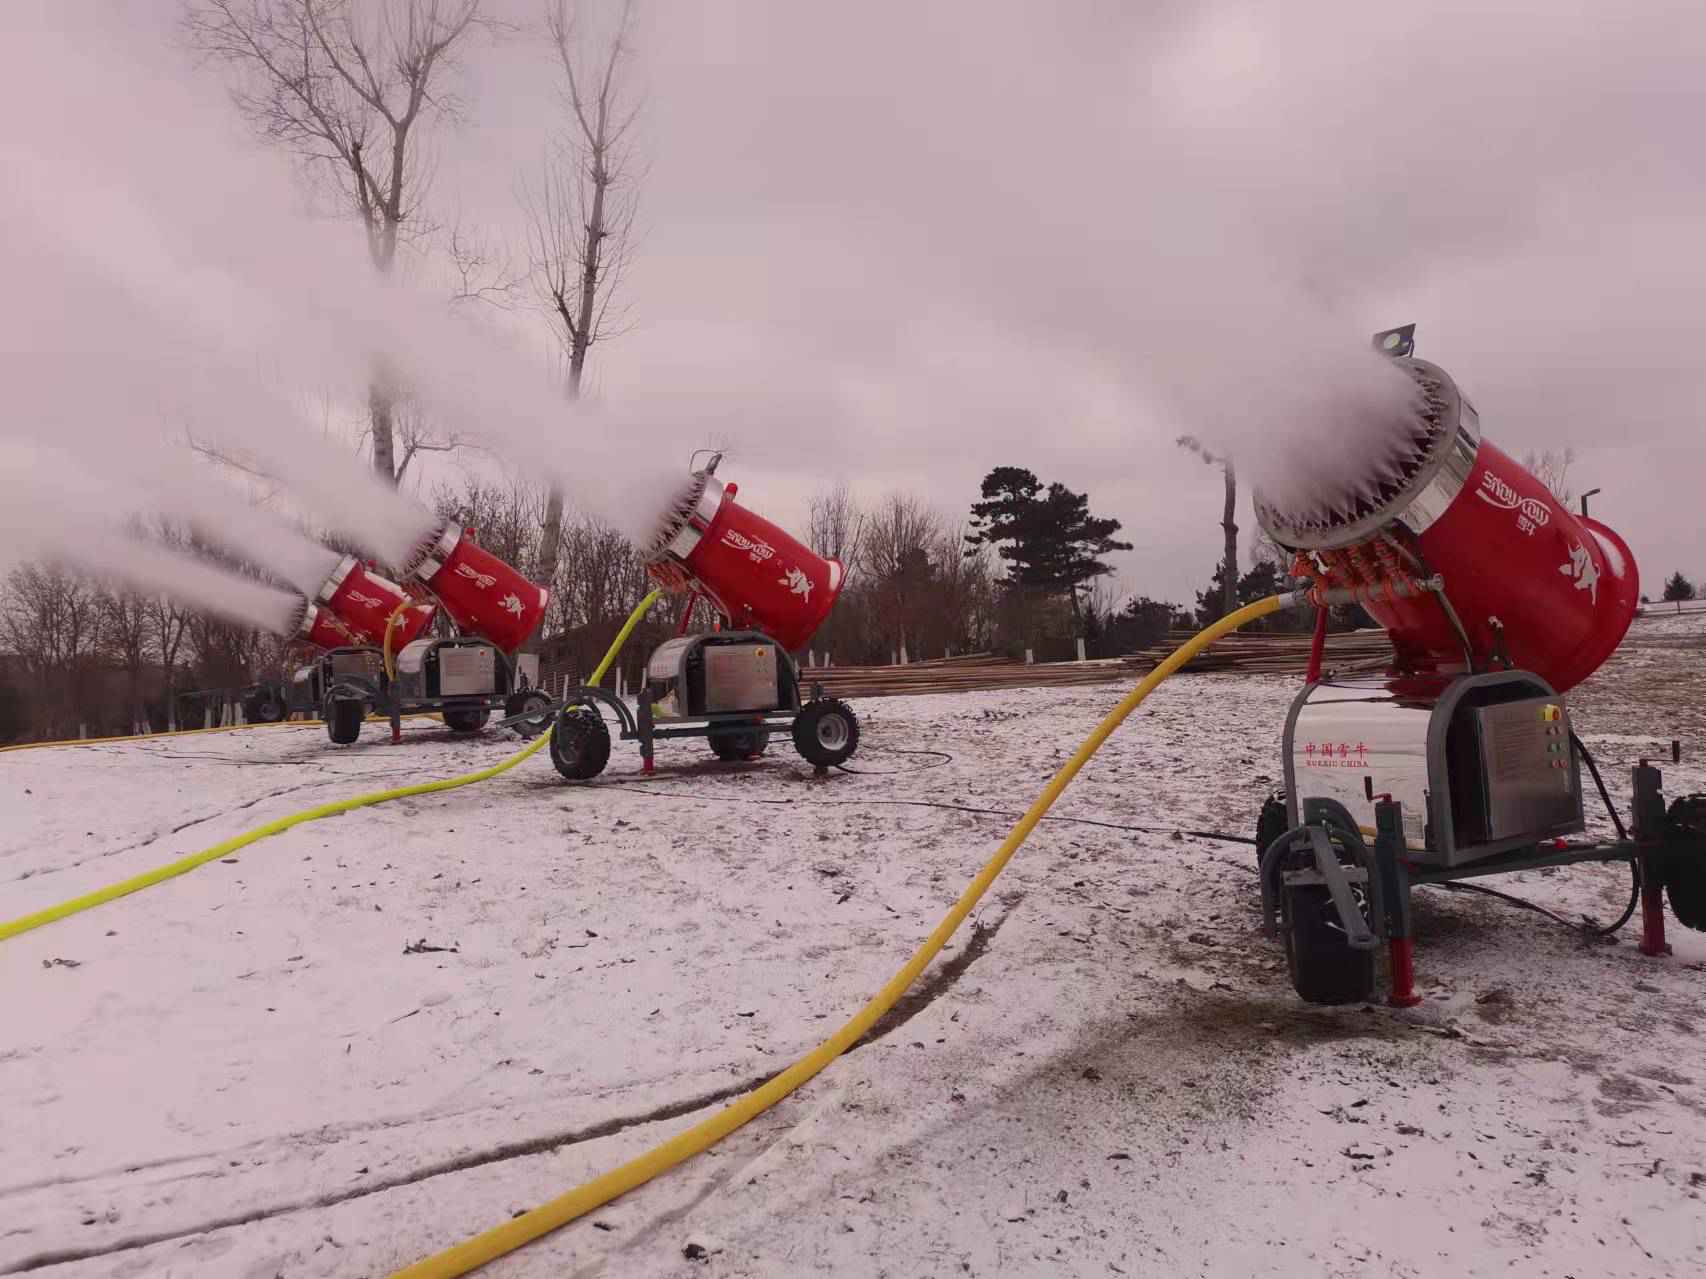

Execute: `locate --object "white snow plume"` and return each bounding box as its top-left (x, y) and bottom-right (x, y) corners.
top-left (0, 2), bottom-right (683, 560)
top-left (48, 536), bottom-right (303, 637)
top-left (172, 486), bottom-right (340, 601)
top-left (1179, 344), bottom-right (1430, 530)
top-left (0, 342), bottom-right (344, 596)
top-left (107, 455), bottom-right (341, 600)
top-left (0, 157), bottom-right (441, 571)
top-left (0, 446), bottom-right (304, 636)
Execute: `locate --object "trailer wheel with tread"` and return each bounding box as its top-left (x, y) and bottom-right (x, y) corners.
top-left (1255, 791), bottom-right (1289, 868)
top-left (792, 698), bottom-right (859, 768)
top-left (1274, 817), bottom-right (1375, 1006)
top-left (504, 690), bottom-right (554, 740)
top-left (1663, 796), bottom-right (1706, 931)
top-left (710, 729), bottom-right (770, 761)
top-left (443, 706), bottom-right (491, 735)
top-left (1281, 882), bottom-right (1376, 1005)
top-left (551, 706), bottom-right (611, 781)
top-left (324, 696), bottom-right (363, 746)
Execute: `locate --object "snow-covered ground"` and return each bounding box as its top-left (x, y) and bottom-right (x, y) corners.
top-left (4, 613), bottom-right (1704, 1278)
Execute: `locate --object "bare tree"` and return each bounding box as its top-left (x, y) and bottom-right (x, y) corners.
top-left (1, 564), bottom-right (102, 739)
top-left (150, 596), bottom-right (193, 729)
top-left (390, 397), bottom-right (466, 481)
top-left (1522, 447), bottom-right (1576, 507)
top-left (863, 494), bottom-right (943, 664)
top-left (446, 220), bottom-right (523, 309)
top-left (520, 0), bottom-right (641, 650)
top-left (1178, 435), bottom-right (1237, 618)
top-left (185, 0), bottom-right (491, 482)
top-left (101, 591), bottom-right (158, 734)
top-left (807, 481), bottom-right (865, 580)
top-left (923, 527), bottom-right (996, 658)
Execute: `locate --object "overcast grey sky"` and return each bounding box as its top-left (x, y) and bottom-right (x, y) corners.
top-left (9, 1), bottom-right (1705, 606)
top-left (437, 0), bottom-right (1706, 602)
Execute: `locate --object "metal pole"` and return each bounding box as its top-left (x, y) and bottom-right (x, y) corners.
top-left (1579, 487), bottom-right (1601, 518)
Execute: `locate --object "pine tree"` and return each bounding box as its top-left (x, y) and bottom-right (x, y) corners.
top-left (966, 467), bottom-right (1048, 581)
top-left (966, 468), bottom-right (1133, 631)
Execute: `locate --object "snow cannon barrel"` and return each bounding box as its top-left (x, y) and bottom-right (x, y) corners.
top-left (401, 523), bottom-right (549, 654)
top-left (642, 462), bottom-right (843, 652)
top-left (1254, 358), bottom-right (1638, 693)
top-left (310, 557), bottom-right (436, 648)
top-left (298, 601), bottom-right (367, 650)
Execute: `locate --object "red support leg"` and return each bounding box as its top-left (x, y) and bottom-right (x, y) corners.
top-left (1638, 855), bottom-right (1671, 956)
top-left (1305, 605), bottom-right (1329, 683)
top-left (1387, 937), bottom-right (1422, 1007)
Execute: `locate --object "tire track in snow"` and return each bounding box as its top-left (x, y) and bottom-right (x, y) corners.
top-left (6, 770), bottom-right (419, 883)
top-left (1, 908), bottom-right (1010, 1273)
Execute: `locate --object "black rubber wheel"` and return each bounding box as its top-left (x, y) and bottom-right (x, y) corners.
top-left (443, 706), bottom-right (491, 735)
top-left (325, 696), bottom-right (363, 746)
top-left (1281, 882), bottom-right (1376, 1006)
top-left (1255, 791), bottom-right (1289, 868)
top-left (1667, 857), bottom-right (1706, 932)
top-left (247, 691), bottom-right (286, 723)
top-left (709, 728), bottom-right (770, 761)
top-left (504, 690), bottom-right (554, 740)
top-left (550, 706), bottom-right (611, 781)
top-left (1661, 796), bottom-right (1706, 931)
top-left (792, 698), bottom-right (859, 768)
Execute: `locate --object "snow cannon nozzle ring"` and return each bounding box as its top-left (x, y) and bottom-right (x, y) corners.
top-left (401, 520), bottom-right (462, 584)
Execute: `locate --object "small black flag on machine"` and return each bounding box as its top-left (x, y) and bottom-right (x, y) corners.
top-left (1372, 324), bottom-right (1416, 358)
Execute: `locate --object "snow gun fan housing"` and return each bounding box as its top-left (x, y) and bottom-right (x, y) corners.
top-left (1254, 358), bottom-right (1638, 694)
top-left (299, 556), bottom-right (435, 651)
top-left (641, 460), bottom-right (844, 652)
top-left (400, 522), bottom-right (549, 654)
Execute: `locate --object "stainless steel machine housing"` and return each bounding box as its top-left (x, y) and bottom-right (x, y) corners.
top-left (1284, 671), bottom-right (1585, 867)
top-left (645, 633), bottom-right (790, 718)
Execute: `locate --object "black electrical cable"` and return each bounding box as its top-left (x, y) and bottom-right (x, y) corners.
top-left (1435, 880), bottom-right (1594, 931)
top-left (833, 747), bottom-right (954, 776)
top-left (1571, 730), bottom-right (1629, 841)
top-left (1431, 732), bottom-right (1640, 938)
top-left (599, 777), bottom-right (1258, 844)
top-left (1592, 869), bottom-right (1643, 936)
top-left (1571, 731), bottom-right (1642, 935)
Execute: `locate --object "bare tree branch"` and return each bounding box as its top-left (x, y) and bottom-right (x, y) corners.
top-left (445, 220), bottom-right (524, 308)
top-left (185, 0), bottom-right (495, 481)
top-left (521, 0), bottom-right (643, 654)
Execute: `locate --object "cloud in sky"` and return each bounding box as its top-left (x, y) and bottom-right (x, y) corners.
top-left (6, 0), bottom-right (1704, 604)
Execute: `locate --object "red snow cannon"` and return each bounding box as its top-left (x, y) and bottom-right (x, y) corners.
top-left (1254, 358), bottom-right (1637, 693)
top-left (312, 556), bottom-right (436, 648)
top-left (641, 457), bottom-right (842, 651)
top-left (298, 601), bottom-right (368, 650)
top-left (642, 456), bottom-right (844, 653)
top-left (401, 523), bottom-right (549, 654)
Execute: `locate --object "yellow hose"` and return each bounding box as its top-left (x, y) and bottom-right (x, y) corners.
top-left (0, 592), bottom-right (661, 944)
top-left (392, 594), bottom-right (1286, 1279)
top-left (383, 600), bottom-right (410, 680)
